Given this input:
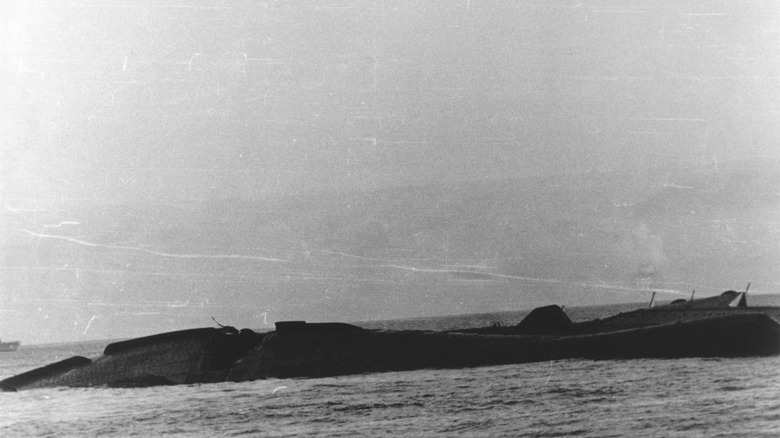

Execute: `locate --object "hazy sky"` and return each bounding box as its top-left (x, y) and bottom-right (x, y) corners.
top-left (2, 1), bottom-right (779, 343)
top-left (4, 0), bottom-right (778, 207)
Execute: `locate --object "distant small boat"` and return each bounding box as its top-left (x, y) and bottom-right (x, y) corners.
top-left (0, 340), bottom-right (20, 352)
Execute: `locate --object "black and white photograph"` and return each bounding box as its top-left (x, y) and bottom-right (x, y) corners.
top-left (1, 0), bottom-right (779, 436)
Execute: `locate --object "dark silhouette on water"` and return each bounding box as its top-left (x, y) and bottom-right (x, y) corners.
top-left (1, 291), bottom-right (779, 391)
top-left (0, 340), bottom-right (20, 352)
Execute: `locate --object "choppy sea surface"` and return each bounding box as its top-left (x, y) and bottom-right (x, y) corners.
top-left (2, 301), bottom-right (779, 437)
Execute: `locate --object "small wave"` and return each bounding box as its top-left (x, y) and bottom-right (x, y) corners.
top-left (545, 386), bottom-right (622, 399)
top-left (437, 418), bottom-right (494, 433)
top-left (534, 429), bottom-right (592, 437)
top-left (230, 427), bottom-right (269, 436)
top-left (331, 401), bottom-right (424, 413)
top-left (719, 384), bottom-right (764, 392)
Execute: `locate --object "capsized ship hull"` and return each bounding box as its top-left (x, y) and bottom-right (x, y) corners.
top-left (2, 311), bottom-right (779, 391)
top-left (457, 290), bottom-right (780, 336)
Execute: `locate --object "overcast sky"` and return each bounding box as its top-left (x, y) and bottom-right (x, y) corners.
top-left (2, 1), bottom-right (779, 343)
top-left (4, 0), bottom-right (778, 208)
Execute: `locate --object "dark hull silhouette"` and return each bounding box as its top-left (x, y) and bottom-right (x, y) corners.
top-left (459, 290), bottom-right (780, 336)
top-left (2, 304), bottom-right (779, 391)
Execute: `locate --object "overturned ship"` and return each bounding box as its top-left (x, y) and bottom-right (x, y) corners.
top-left (2, 291), bottom-right (779, 391)
top-left (460, 290), bottom-right (780, 335)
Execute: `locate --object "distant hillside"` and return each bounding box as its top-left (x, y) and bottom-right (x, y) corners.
top-left (1, 158), bottom-right (778, 343)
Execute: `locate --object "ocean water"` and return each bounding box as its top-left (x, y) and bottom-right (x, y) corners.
top-left (2, 302), bottom-right (780, 437)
